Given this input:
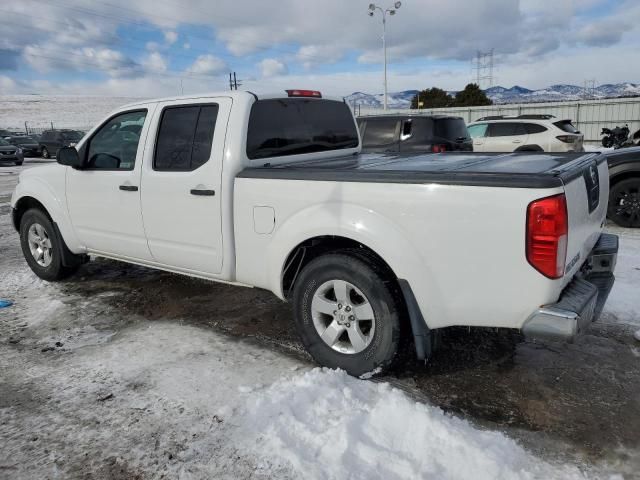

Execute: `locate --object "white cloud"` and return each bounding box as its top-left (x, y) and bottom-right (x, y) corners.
top-left (183, 42), bottom-right (191, 50)
top-left (164, 30), bottom-right (178, 45)
top-left (186, 54), bottom-right (227, 75)
top-left (142, 52), bottom-right (167, 73)
top-left (23, 45), bottom-right (137, 77)
top-left (258, 58), bottom-right (287, 78)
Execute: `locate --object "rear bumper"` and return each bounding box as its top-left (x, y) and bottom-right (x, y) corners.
top-left (522, 233), bottom-right (618, 341)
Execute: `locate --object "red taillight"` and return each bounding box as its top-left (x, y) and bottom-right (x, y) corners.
top-left (286, 89), bottom-right (322, 98)
top-left (526, 194), bottom-right (568, 279)
top-left (556, 135), bottom-right (576, 143)
top-left (431, 144), bottom-right (447, 153)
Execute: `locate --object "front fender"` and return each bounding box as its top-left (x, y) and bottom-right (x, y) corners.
top-left (265, 202), bottom-right (445, 329)
top-left (11, 172), bottom-right (83, 253)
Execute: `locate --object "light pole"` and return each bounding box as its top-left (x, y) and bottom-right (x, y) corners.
top-left (368, 2), bottom-right (401, 111)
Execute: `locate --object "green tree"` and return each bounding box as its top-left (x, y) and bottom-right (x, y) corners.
top-left (453, 83), bottom-right (493, 107)
top-left (410, 87), bottom-right (453, 109)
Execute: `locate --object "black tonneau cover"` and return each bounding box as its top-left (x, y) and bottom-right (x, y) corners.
top-left (237, 152), bottom-right (606, 189)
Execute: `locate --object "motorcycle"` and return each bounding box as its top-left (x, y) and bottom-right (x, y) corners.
top-left (601, 124), bottom-right (630, 149)
top-left (601, 124), bottom-right (640, 149)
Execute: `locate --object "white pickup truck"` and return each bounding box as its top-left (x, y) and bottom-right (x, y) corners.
top-left (11, 90), bottom-right (618, 376)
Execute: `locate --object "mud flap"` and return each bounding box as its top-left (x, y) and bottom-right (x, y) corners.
top-left (397, 279), bottom-right (432, 361)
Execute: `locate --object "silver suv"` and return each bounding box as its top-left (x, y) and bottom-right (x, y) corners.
top-left (467, 115), bottom-right (584, 153)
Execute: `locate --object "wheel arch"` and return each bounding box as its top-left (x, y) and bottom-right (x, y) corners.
top-left (263, 202), bottom-right (442, 332)
top-left (515, 144), bottom-right (543, 152)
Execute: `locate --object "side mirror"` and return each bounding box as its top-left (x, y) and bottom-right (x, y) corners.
top-left (57, 147), bottom-right (82, 168)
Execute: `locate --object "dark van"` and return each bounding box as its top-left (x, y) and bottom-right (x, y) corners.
top-left (357, 115), bottom-right (473, 153)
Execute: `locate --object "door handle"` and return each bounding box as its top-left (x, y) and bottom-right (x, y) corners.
top-left (119, 185), bottom-right (138, 191)
top-left (190, 189), bottom-right (215, 196)
top-left (512, 140), bottom-right (522, 144)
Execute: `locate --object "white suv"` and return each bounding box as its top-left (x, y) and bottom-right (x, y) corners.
top-left (467, 115), bottom-right (584, 153)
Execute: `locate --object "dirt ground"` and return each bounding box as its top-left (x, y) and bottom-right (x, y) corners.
top-left (1, 161), bottom-right (639, 478)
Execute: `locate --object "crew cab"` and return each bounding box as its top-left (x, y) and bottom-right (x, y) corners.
top-left (11, 90), bottom-right (618, 376)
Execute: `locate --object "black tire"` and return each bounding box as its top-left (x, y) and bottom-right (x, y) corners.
top-left (292, 252), bottom-right (401, 377)
top-left (608, 178), bottom-right (640, 228)
top-left (19, 208), bottom-right (80, 281)
top-left (602, 137), bottom-right (614, 149)
top-left (41, 147), bottom-right (49, 159)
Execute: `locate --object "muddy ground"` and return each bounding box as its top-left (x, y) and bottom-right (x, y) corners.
top-left (1, 161), bottom-right (639, 478)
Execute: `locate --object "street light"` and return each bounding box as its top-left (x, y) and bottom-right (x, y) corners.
top-left (368, 2), bottom-right (401, 110)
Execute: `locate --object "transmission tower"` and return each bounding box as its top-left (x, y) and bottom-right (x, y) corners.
top-left (473, 49), bottom-right (494, 89)
top-left (582, 79), bottom-right (597, 99)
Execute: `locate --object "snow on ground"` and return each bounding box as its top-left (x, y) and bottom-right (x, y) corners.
top-left (0, 95), bottom-right (142, 130)
top-left (1, 261), bottom-right (613, 479)
top-left (240, 370), bottom-right (591, 480)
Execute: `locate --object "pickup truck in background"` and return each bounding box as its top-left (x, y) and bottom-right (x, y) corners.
top-left (11, 90), bottom-right (618, 376)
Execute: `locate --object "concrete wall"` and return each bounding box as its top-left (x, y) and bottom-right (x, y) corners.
top-left (356, 97), bottom-right (640, 145)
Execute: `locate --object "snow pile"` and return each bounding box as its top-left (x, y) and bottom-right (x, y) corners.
top-left (241, 369), bottom-right (588, 480)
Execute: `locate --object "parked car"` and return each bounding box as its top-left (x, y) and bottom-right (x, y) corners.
top-left (357, 114), bottom-right (473, 153)
top-left (39, 129), bottom-right (84, 158)
top-left (11, 90), bottom-right (617, 376)
top-left (601, 146), bottom-right (640, 227)
top-left (0, 138), bottom-right (24, 166)
top-left (0, 129), bottom-right (14, 139)
top-left (467, 115), bottom-right (584, 153)
top-left (6, 136), bottom-right (41, 157)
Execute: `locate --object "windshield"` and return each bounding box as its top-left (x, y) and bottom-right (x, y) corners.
top-left (62, 131), bottom-right (83, 140)
top-left (247, 99), bottom-right (359, 160)
top-left (0, 139), bottom-right (10, 146)
top-left (8, 136), bottom-right (36, 143)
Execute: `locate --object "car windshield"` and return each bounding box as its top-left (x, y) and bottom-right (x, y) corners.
top-left (62, 131), bottom-right (83, 140)
top-left (0, 139), bottom-right (10, 146)
top-left (9, 136), bottom-right (35, 143)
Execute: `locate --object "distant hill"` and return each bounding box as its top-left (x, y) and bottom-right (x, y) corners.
top-left (345, 83), bottom-right (640, 108)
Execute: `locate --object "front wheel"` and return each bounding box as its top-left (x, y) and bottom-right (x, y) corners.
top-left (602, 137), bottom-right (614, 148)
top-left (292, 253), bottom-right (401, 377)
top-left (19, 209), bottom-right (80, 281)
top-left (608, 178), bottom-right (640, 228)
top-left (41, 147), bottom-right (49, 159)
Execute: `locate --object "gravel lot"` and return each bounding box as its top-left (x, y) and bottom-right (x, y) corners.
top-left (1, 160), bottom-right (639, 478)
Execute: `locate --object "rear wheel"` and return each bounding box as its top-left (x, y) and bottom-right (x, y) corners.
top-left (292, 253), bottom-right (401, 377)
top-left (41, 147), bottom-right (49, 159)
top-left (608, 178), bottom-right (640, 228)
top-left (19, 209), bottom-right (80, 281)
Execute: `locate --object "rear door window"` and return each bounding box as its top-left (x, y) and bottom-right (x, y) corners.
top-left (488, 122), bottom-right (525, 137)
top-left (247, 99), bottom-right (358, 159)
top-left (524, 123), bottom-right (547, 134)
top-left (361, 118), bottom-right (399, 147)
top-left (154, 104), bottom-right (219, 171)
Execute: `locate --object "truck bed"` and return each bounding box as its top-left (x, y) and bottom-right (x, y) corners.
top-left (238, 152), bottom-right (606, 189)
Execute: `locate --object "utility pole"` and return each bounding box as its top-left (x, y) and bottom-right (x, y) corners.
top-left (229, 72), bottom-right (242, 90)
top-left (368, 2), bottom-right (402, 111)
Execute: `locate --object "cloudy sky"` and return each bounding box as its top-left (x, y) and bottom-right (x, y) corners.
top-left (0, 0), bottom-right (638, 97)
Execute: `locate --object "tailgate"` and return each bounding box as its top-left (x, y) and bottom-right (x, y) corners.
top-left (561, 155), bottom-right (609, 283)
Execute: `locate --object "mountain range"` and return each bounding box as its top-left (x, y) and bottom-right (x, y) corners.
top-left (345, 83), bottom-right (640, 109)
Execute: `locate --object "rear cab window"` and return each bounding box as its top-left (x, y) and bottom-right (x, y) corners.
top-left (246, 99), bottom-right (358, 159)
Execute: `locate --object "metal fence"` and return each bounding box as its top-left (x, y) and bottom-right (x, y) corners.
top-left (356, 97), bottom-right (640, 144)
top-left (20, 122), bottom-right (93, 137)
